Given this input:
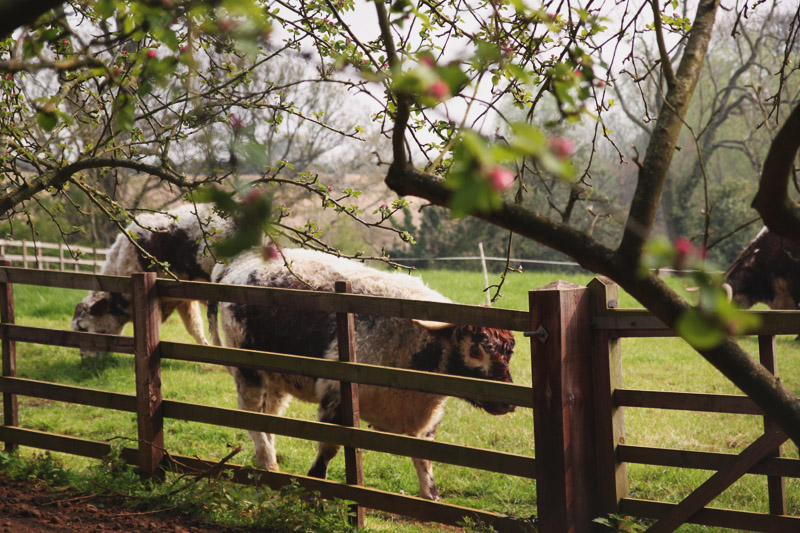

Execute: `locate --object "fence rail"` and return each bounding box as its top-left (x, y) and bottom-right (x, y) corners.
top-left (1, 266), bottom-right (799, 531)
top-left (0, 239), bottom-right (106, 272)
top-left (0, 266), bottom-right (538, 531)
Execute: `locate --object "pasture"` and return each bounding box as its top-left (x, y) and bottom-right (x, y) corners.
top-left (4, 268), bottom-right (799, 531)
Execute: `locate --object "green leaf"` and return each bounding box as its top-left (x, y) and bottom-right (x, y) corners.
top-left (676, 308), bottom-right (725, 350)
top-left (36, 111), bottom-right (58, 131)
top-left (113, 94), bottom-right (136, 131)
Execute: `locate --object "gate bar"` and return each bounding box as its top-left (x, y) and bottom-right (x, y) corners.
top-left (758, 335), bottom-right (786, 515)
top-left (647, 428), bottom-right (788, 533)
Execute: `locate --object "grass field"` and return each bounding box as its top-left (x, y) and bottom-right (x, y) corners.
top-left (2, 268), bottom-right (799, 531)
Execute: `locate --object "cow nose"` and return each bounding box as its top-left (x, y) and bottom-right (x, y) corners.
top-left (483, 402), bottom-right (516, 415)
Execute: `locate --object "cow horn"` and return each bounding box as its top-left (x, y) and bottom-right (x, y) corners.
top-left (413, 319), bottom-right (456, 330)
top-left (685, 287), bottom-right (699, 292)
top-left (721, 282), bottom-right (734, 302)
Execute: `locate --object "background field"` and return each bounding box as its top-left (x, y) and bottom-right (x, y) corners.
top-left (3, 268), bottom-right (799, 531)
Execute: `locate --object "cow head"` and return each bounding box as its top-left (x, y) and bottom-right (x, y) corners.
top-left (417, 321), bottom-right (516, 415)
top-left (71, 292), bottom-right (132, 358)
top-left (723, 228), bottom-right (800, 310)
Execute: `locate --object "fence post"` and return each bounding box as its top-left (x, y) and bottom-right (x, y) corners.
top-left (529, 280), bottom-right (600, 532)
top-left (21, 241), bottom-right (27, 269)
top-left (0, 259), bottom-right (17, 452)
top-left (758, 335), bottom-right (786, 515)
top-left (59, 243), bottom-right (65, 271)
top-left (335, 281), bottom-right (364, 527)
top-left (587, 277), bottom-right (629, 517)
top-left (132, 272), bottom-right (164, 478)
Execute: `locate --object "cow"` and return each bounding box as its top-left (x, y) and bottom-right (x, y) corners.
top-left (722, 227), bottom-right (800, 310)
top-left (71, 203), bottom-right (231, 358)
top-left (207, 248), bottom-right (516, 501)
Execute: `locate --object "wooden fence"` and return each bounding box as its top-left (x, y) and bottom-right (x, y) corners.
top-left (0, 239), bottom-right (107, 272)
top-left (0, 266), bottom-right (798, 531)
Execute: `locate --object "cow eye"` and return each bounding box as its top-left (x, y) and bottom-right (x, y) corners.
top-left (469, 345), bottom-right (482, 359)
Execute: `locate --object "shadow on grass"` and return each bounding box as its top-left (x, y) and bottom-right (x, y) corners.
top-left (20, 350), bottom-right (132, 386)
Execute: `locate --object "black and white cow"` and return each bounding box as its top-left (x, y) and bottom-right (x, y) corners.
top-left (208, 248), bottom-right (516, 501)
top-left (723, 227), bottom-right (800, 310)
top-left (71, 203), bottom-right (231, 358)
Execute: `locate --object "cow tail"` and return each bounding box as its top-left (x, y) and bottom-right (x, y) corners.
top-left (207, 300), bottom-right (222, 346)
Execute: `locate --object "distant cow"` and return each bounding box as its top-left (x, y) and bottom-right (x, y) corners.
top-left (723, 227), bottom-right (800, 310)
top-left (71, 204), bottom-right (231, 358)
top-left (208, 248), bottom-right (516, 501)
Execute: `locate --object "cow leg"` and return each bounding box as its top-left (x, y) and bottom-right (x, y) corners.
top-left (413, 414), bottom-right (443, 501)
top-left (176, 300), bottom-right (209, 345)
top-left (231, 368), bottom-right (290, 470)
top-left (308, 380), bottom-right (342, 478)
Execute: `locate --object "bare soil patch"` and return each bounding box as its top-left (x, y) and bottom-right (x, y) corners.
top-left (0, 474), bottom-right (243, 533)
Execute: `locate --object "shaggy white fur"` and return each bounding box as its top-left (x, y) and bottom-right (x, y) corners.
top-left (209, 248), bottom-right (516, 501)
top-left (71, 204), bottom-right (231, 358)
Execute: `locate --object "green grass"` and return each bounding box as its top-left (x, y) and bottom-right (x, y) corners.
top-left (1, 269), bottom-right (799, 531)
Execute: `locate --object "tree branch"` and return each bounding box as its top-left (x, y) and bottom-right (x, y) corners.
top-left (0, 158), bottom-right (208, 219)
top-left (0, 0), bottom-right (64, 39)
top-left (617, 0), bottom-right (720, 260)
top-left (650, 0), bottom-right (677, 89)
top-left (751, 102), bottom-right (800, 235)
top-left (374, 0), bottom-right (411, 170)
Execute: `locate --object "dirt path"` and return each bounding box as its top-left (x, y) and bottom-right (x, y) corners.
top-left (0, 475), bottom-right (243, 533)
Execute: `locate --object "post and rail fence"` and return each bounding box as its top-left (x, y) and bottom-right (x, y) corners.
top-left (0, 240), bottom-right (106, 273)
top-left (0, 263), bottom-right (798, 531)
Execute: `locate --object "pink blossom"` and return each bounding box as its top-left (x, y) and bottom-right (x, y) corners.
top-left (673, 237), bottom-right (695, 270)
top-left (146, 49), bottom-right (157, 59)
top-left (262, 244), bottom-right (282, 261)
top-left (242, 189), bottom-right (261, 206)
top-left (419, 55), bottom-right (435, 68)
top-left (228, 114), bottom-right (244, 134)
top-left (548, 135), bottom-right (576, 160)
top-left (674, 237), bottom-right (693, 257)
top-left (487, 166), bottom-right (515, 192)
top-left (427, 80), bottom-right (451, 100)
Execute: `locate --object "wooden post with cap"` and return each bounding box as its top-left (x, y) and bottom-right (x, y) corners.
top-left (335, 280), bottom-right (364, 527)
top-left (529, 280), bottom-right (600, 532)
top-left (0, 259), bottom-right (18, 453)
top-left (132, 272), bottom-right (164, 478)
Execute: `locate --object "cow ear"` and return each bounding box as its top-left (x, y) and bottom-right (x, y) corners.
top-left (73, 302), bottom-right (88, 317)
top-left (413, 319), bottom-right (456, 331)
top-left (89, 298), bottom-right (110, 316)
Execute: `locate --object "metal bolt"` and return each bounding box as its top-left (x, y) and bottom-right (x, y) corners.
top-left (524, 325), bottom-right (549, 343)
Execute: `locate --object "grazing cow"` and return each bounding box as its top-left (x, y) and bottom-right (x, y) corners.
top-left (722, 227), bottom-right (800, 310)
top-left (71, 203), bottom-right (231, 358)
top-left (208, 248), bottom-right (516, 501)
